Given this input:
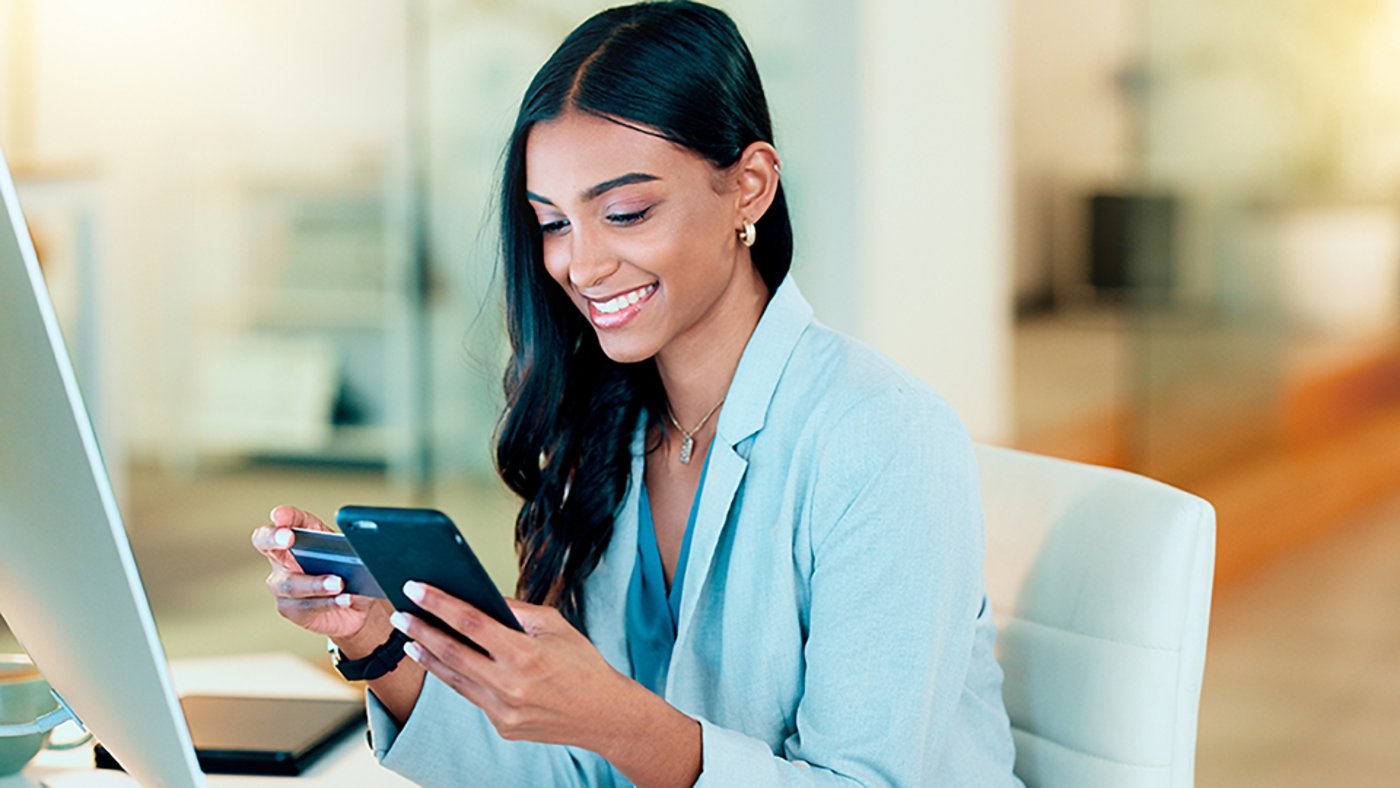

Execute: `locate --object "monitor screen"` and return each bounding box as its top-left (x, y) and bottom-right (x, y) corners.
top-left (0, 143), bottom-right (205, 786)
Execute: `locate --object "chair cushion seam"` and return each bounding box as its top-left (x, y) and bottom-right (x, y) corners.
top-left (1005, 613), bottom-right (1182, 653)
top-left (1013, 726), bottom-right (1172, 770)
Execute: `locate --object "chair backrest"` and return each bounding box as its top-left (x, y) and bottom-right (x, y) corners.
top-left (974, 444), bottom-right (1215, 788)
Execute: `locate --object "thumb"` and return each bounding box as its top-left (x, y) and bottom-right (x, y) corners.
top-left (270, 505), bottom-right (330, 532)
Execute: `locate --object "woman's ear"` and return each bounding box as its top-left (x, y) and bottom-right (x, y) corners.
top-left (733, 141), bottom-right (781, 227)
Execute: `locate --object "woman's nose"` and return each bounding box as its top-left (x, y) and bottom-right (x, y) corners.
top-left (567, 234), bottom-right (621, 291)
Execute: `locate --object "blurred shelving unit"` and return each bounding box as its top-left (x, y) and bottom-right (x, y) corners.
top-left (180, 167), bottom-right (428, 487)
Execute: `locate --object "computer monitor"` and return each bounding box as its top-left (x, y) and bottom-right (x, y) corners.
top-left (0, 145), bottom-right (205, 786)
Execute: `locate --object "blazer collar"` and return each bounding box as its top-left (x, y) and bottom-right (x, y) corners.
top-left (713, 274), bottom-right (814, 449)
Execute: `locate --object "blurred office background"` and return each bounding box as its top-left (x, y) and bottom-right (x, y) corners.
top-left (2, 0), bottom-right (1398, 783)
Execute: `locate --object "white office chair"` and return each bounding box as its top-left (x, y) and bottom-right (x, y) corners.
top-left (976, 445), bottom-right (1216, 788)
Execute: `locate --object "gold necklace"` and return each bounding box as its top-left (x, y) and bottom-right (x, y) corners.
top-left (666, 397), bottom-right (725, 464)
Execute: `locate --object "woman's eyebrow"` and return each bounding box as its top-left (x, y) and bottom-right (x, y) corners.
top-left (526, 172), bottom-right (660, 207)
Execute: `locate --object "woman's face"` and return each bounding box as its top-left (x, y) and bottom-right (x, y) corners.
top-left (525, 110), bottom-right (752, 364)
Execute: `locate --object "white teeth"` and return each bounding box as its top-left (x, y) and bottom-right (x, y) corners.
top-left (592, 284), bottom-right (655, 316)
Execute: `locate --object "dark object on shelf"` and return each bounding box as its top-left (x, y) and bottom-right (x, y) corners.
top-left (1089, 192), bottom-right (1178, 294)
top-left (331, 378), bottom-right (369, 426)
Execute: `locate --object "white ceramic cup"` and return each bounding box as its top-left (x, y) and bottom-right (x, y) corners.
top-left (0, 654), bottom-right (91, 775)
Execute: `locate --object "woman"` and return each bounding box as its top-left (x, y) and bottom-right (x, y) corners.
top-left (252, 2), bottom-right (1020, 785)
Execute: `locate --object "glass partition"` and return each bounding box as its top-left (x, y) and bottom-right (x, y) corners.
top-left (1130, 0), bottom-right (1400, 574)
top-left (1009, 0), bottom-right (1400, 580)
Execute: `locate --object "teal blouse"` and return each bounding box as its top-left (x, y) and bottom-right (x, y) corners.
top-left (625, 444), bottom-right (712, 696)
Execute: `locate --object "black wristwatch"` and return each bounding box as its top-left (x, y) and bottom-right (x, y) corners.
top-left (328, 628), bottom-right (412, 682)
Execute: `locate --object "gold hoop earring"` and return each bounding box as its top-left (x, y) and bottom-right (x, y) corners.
top-left (738, 220), bottom-right (757, 248)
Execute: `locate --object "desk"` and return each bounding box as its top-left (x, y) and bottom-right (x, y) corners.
top-left (3, 653), bottom-right (414, 787)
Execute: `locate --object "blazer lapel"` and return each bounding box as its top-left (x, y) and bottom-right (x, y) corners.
top-left (669, 439), bottom-right (748, 676)
top-left (666, 276), bottom-right (815, 687)
top-left (584, 415), bottom-right (648, 673)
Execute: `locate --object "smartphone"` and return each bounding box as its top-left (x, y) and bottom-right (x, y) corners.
top-left (286, 528), bottom-right (387, 599)
top-left (335, 505), bottom-right (523, 654)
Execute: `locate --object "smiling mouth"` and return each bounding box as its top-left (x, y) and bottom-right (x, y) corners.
top-left (586, 282), bottom-right (657, 328)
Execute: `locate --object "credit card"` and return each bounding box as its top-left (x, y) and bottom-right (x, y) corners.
top-left (288, 528), bottom-right (387, 599)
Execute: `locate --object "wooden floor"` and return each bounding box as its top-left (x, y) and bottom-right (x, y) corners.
top-left (1197, 488), bottom-right (1400, 786)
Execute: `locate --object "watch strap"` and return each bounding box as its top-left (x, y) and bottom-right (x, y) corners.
top-left (330, 628), bottom-right (412, 682)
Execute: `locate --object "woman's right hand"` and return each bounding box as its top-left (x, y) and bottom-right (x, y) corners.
top-left (251, 505), bottom-right (385, 640)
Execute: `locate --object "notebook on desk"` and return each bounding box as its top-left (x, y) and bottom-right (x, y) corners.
top-left (93, 695), bottom-right (364, 777)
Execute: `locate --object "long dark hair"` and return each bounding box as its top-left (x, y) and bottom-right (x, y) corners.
top-left (494, 1), bottom-right (793, 632)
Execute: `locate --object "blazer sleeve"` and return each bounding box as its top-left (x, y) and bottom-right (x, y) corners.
top-left (366, 671), bottom-right (622, 787)
top-left (693, 389), bottom-right (987, 786)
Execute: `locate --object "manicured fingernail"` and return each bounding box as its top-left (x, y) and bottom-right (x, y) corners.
top-left (389, 612), bottom-right (408, 632)
top-left (273, 529), bottom-right (292, 547)
top-left (268, 507), bottom-right (280, 524)
top-left (323, 576), bottom-right (343, 593)
top-left (403, 581), bottom-right (424, 602)
top-left (334, 593), bottom-right (351, 608)
top-left (404, 641), bottom-right (422, 661)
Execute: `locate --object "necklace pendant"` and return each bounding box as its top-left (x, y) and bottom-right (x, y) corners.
top-left (678, 435), bottom-right (694, 464)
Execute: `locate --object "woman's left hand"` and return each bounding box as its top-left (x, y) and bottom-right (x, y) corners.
top-left (390, 581), bottom-right (632, 749)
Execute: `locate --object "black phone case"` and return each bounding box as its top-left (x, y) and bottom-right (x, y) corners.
top-left (335, 505), bottom-right (523, 654)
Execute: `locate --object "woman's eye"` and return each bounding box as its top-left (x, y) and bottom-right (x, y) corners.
top-left (606, 207), bottom-right (651, 226)
top-left (540, 218), bottom-right (570, 236)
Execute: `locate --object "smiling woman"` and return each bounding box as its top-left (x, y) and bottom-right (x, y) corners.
top-left (496, 0), bottom-right (790, 643)
top-left (252, 2), bottom-right (1021, 786)
top-left (524, 112), bottom-right (776, 362)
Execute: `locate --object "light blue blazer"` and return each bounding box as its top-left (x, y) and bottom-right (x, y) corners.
top-left (367, 276), bottom-right (1022, 786)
